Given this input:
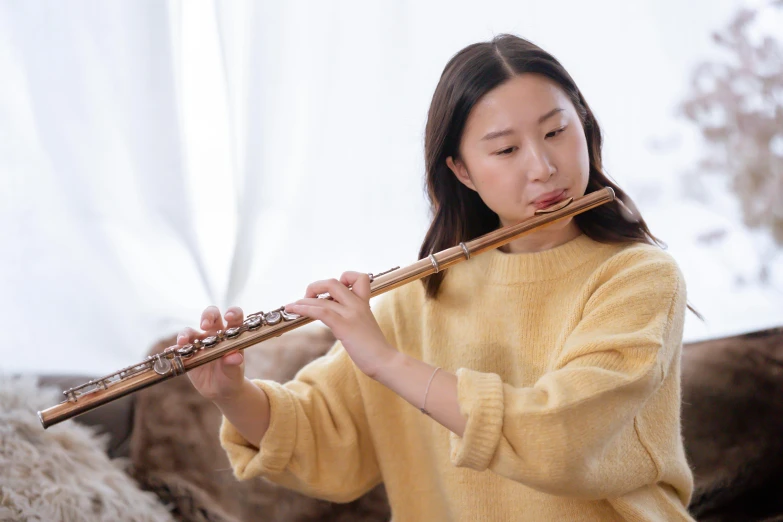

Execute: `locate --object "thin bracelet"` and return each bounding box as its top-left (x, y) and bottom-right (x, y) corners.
top-left (420, 366), bottom-right (441, 415)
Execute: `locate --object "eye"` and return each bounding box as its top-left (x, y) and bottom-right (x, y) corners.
top-left (546, 126), bottom-right (567, 139)
top-left (496, 146), bottom-right (517, 156)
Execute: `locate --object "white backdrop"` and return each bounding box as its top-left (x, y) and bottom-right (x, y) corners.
top-left (1, 0), bottom-right (781, 375)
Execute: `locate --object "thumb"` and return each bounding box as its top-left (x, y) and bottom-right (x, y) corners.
top-left (221, 351), bottom-right (245, 379)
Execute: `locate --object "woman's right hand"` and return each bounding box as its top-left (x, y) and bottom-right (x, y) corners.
top-left (178, 305), bottom-right (247, 401)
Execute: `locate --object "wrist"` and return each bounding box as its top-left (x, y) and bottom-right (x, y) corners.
top-left (212, 377), bottom-right (254, 406)
top-left (370, 349), bottom-right (410, 384)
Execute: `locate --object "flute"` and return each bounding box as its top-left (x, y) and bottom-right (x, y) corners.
top-left (38, 187), bottom-right (615, 428)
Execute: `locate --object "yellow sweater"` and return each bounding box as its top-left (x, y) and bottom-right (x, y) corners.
top-left (220, 233), bottom-right (695, 521)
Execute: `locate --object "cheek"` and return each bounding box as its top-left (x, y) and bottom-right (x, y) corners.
top-left (480, 165), bottom-right (528, 201)
top-left (575, 129), bottom-right (590, 167)
top-left (467, 159), bottom-right (527, 211)
top-left (562, 132), bottom-right (590, 177)
top-left (471, 156), bottom-right (517, 187)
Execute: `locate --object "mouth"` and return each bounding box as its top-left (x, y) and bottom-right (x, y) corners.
top-left (531, 189), bottom-right (567, 210)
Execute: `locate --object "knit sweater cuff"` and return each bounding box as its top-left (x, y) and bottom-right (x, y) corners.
top-left (449, 368), bottom-right (505, 471)
top-left (219, 379), bottom-right (297, 479)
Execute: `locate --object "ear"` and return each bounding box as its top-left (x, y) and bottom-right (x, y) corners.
top-left (446, 156), bottom-right (477, 191)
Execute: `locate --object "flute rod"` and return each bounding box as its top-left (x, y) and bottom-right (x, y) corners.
top-left (38, 187), bottom-right (615, 428)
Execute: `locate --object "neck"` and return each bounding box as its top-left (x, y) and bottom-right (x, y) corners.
top-left (498, 219), bottom-right (582, 254)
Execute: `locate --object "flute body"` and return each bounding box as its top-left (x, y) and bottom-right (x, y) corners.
top-left (38, 187), bottom-right (614, 428)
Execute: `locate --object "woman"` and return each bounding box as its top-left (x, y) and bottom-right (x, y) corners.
top-left (179, 34), bottom-right (695, 521)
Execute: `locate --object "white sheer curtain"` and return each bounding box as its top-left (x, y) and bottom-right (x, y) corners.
top-left (0, 1), bottom-right (213, 373)
top-left (1, 0), bottom-right (780, 375)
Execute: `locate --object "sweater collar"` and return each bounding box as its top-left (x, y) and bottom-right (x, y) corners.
top-left (470, 233), bottom-right (608, 284)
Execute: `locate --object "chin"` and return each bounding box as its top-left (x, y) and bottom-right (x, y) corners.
top-left (548, 218), bottom-right (574, 230)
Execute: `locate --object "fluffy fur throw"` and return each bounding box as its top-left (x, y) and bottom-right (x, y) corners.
top-left (130, 327), bottom-right (391, 522)
top-left (0, 375), bottom-right (174, 522)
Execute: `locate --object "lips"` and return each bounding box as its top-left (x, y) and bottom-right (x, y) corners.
top-left (532, 189), bottom-right (567, 210)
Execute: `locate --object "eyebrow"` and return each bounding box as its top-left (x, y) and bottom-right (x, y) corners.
top-left (480, 107), bottom-right (565, 141)
top-left (538, 107), bottom-right (564, 124)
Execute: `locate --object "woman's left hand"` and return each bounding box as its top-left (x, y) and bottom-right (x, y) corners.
top-left (284, 271), bottom-right (398, 379)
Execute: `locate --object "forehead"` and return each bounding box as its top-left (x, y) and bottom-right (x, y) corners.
top-left (465, 74), bottom-right (571, 132)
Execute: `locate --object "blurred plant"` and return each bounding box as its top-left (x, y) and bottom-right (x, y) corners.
top-left (680, 1), bottom-right (783, 280)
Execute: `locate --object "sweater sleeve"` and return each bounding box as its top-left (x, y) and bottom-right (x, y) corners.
top-left (219, 340), bottom-right (381, 503)
top-left (449, 249), bottom-right (687, 499)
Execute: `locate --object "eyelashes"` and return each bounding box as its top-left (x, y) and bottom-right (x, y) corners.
top-left (494, 126), bottom-right (568, 156)
top-left (545, 125), bottom-right (567, 139)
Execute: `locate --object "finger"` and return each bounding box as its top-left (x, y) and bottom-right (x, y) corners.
top-left (222, 351), bottom-right (244, 366)
top-left (201, 305), bottom-right (225, 332)
top-left (223, 306), bottom-right (245, 327)
top-left (286, 297), bottom-right (343, 316)
top-left (340, 271), bottom-right (371, 301)
top-left (177, 327), bottom-right (205, 346)
top-left (220, 352), bottom-right (245, 382)
top-left (304, 278), bottom-right (354, 303)
top-left (284, 302), bottom-right (338, 324)
top-left (304, 279), bottom-right (342, 299)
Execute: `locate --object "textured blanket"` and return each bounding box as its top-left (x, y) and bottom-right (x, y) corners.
top-left (0, 374), bottom-right (174, 522)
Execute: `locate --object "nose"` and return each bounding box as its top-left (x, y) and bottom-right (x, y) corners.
top-left (522, 144), bottom-right (554, 182)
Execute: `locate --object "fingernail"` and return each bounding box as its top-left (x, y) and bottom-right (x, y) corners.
top-left (201, 319), bottom-right (210, 329)
top-left (225, 311), bottom-right (235, 319)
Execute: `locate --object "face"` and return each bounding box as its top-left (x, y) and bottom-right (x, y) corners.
top-left (446, 74), bottom-right (590, 248)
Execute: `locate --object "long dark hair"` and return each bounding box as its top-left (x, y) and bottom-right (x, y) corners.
top-left (419, 34), bottom-right (664, 299)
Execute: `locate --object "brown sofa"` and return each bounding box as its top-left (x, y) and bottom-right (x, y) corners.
top-left (681, 326), bottom-right (783, 521)
top-left (39, 325), bottom-right (783, 521)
